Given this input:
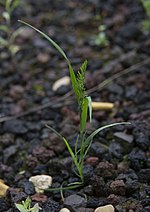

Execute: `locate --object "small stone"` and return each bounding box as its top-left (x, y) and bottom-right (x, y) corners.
top-left (109, 141), bottom-right (122, 159)
top-left (32, 146), bottom-right (55, 163)
top-left (110, 180), bottom-right (126, 195)
top-left (10, 105), bottom-right (23, 115)
top-left (91, 175), bottom-right (110, 197)
top-left (3, 119), bottom-right (28, 134)
top-left (64, 194), bottom-right (87, 209)
top-left (18, 26), bottom-right (35, 39)
top-left (29, 175), bottom-right (52, 193)
top-left (18, 179), bottom-right (35, 195)
top-left (0, 198), bottom-right (9, 211)
top-left (31, 193), bottom-right (48, 203)
top-left (95, 162), bottom-right (116, 179)
top-left (8, 188), bottom-right (26, 203)
top-left (0, 180), bottom-right (9, 197)
top-left (114, 132), bottom-right (133, 143)
top-left (41, 198), bottom-right (60, 211)
top-left (52, 76), bottom-right (70, 91)
top-left (3, 145), bottom-right (18, 163)
top-left (37, 53), bottom-right (50, 63)
top-left (128, 147), bottom-right (146, 170)
top-left (85, 157), bottom-right (99, 166)
top-left (118, 22), bottom-right (141, 40)
top-left (117, 161), bottom-right (129, 173)
top-left (138, 169), bottom-right (150, 183)
top-left (59, 208), bottom-right (70, 212)
top-left (9, 85), bottom-right (24, 100)
top-left (43, 133), bottom-right (66, 154)
top-left (0, 133), bottom-right (14, 147)
top-left (106, 194), bottom-right (120, 205)
top-left (83, 164), bottom-right (94, 183)
top-left (94, 205), bottom-right (115, 212)
top-left (90, 142), bottom-right (108, 157)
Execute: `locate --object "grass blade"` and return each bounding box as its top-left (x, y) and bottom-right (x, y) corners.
top-left (63, 137), bottom-right (76, 161)
top-left (80, 97), bottom-right (88, 133)
top-left (18, 20), bottom-right (80, 102)
top-left (15, 204), bottom-right (27, 212)
top-left (18, 20), bottom-right (69, 62)
top-left (84, 122), bottom-right (131, 157)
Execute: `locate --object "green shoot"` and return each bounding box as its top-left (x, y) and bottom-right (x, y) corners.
top-left (18, 20), bottom-right (130, 186)
top-left (0, 0), bottom-right (22, 56)
top-left (91, 25), bottom-right (109, 47)
top-left (141, 0), bottom-right (150, 30)
top-left (15, 197), bottom-right (42, 212)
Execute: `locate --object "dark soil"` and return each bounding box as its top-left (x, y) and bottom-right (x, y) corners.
top-left (0, 0), bottom-right (150, 211)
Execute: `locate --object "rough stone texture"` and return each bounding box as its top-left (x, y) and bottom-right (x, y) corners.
top-left (91, 175), bottom-right (110, 197)
top-left (29, 175), bottom-right (52, 193)
top-left (95, 162), bottom-right (116, 179)
top-left (64, 194), bottom-right (87, 210)
top-left (3, 120), bottom-right (28, 134)
top-left (110, 180), bottom-right (126, 196)
top-left (41, 198), bottom-right (60, 212)
top-left (138, 169), bottom-right (150, 183)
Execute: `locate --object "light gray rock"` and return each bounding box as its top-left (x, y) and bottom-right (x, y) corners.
top-left (94, 205), bottom-right (115, 212)
top-left (29, 175), bottom-right (52, 193)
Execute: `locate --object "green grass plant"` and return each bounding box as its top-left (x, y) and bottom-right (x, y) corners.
top-left (141, 0), bottom-right (150, 31)
top-left (18, 20), bottom-right (130, 187)
top-left (15, 197), bottom-right (42, 212)
top-left (91, 25), bottom-right (109, 47)
top-left (0, 0), bottom-right (22, 56)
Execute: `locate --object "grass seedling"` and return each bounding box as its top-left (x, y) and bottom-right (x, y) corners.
top-left (15, 196), bottom-right (42, 212)
top-left (0, 0), bottom-right (22, 56)
top-left (91, 25), bottom-right (109, 47)
top-left (141, 0), bottom-right (150, 31)
top-left (18, 20), bottom-right (130, 188)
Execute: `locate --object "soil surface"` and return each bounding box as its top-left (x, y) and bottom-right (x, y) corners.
top-left (0, 0), bottom-right (150, 211)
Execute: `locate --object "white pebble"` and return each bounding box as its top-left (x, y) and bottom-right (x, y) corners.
top-left (59, 208), bottom-right (70, 212)
top-left (29, 175), bottom-right (52, 193)
top-left (94, 205), bottom-right (115, 212)
top-left (52, 76), bottom-right (70, 91)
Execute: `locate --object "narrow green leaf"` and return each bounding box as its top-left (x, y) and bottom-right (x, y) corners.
top-left (15, 204), bottom-right (27, 212)
top-left (84, 122), bottom-right (131, 157)
top-left (0, 37), bottom-right (8, 46)
top-left (31, 203), bottom-right (42, 212)
top-left (46, 183), bottom-right (82, 191)
top-left (18, 20), bottom-right (69, 62)
top-left (11, 0), bottom-right (20, 11)
top-left (63, 137), bottom-right (76, 161)
top-left (6, 0), bottom-right (12, 12)
top-left (63, 137), bottom-right (83, 179)
top-left (80, 97), bottom-right (88, 133)
top-left (45, 124), bottom-right (64, 140)
top-left (0, 25), bottom-right (9, 33)
top-left (18, 20), bottom-right (80, 102)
